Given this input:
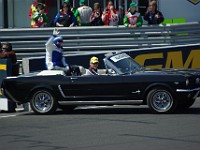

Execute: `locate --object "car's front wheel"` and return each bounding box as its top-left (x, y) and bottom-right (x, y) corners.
top-left (30, 90), bottom-right (57, 115)
top-left (147, 88), bottom-right (177, 113)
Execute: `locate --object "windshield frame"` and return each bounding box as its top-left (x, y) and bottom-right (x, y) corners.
top-left (104, 53), bottom-right (143, 75)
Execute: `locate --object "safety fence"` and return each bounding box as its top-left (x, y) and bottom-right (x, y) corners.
top-left (0, 22), bottom-right (200, 59)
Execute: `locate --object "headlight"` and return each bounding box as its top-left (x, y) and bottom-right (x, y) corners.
top-left (196, 78), bottom-right (200, 85)
top-left (186, 79), bottom-right (189, 86)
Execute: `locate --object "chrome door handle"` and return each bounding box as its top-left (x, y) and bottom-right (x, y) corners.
top-left (70, 77), bottom-right (78, 80)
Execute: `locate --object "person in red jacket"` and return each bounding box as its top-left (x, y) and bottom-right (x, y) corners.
top-left (31, 3), bottom-right (49, 28)
top-left (28, 0), bottom-right (48, 27)
top-left (102, 0), bottom-right (119, 26)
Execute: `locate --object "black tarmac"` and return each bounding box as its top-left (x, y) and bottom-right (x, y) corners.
top-left (1, 100), bottom-right (200, 150)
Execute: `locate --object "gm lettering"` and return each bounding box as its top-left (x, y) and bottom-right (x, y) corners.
top-left (134, 49), bottom-right (200, 69)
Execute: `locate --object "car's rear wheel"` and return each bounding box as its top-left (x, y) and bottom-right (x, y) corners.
top-left (147, 88), bottom-right (177, 113)
top-left (30, 90), bottom-right (57, 115)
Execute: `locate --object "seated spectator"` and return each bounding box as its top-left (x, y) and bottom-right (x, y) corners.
top-left (124, 2), bottom-right (143, 28)
top-left (54, 1), bottom-right (77, 27)
top-left (74, 0), bottom-right (92, 26)
top-left (28, 0), bottom-right (48, 27)
top-left (85, 56), bottom-right (99, 75)
top-left (144, 1), bottom-right (164, 25)
top-left (31, 3), bottom-right (49, 28)
top-left (0, 42), bottom-right (18, 76)
top-left (0, 42), bottom-right (18, 112)
top-left (90, 3), bottom-right (103, 26)
top-left (102, 0), bottom-right (119, 26)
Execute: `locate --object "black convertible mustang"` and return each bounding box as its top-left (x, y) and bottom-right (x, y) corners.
top-left (1, 53), bottom-right (200, 114)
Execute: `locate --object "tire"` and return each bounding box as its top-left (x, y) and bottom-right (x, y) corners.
top-left (147, 88), bottom-right (177, 114)
top-left (30, 90), bottom-right (58, 115)
top-left (58, 105), bottom-right (76, 112)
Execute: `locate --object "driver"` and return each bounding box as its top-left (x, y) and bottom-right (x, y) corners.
top-left (85, 56), bottom-right (99, 75)
top-left (45, 29), bottom-right (70, 74)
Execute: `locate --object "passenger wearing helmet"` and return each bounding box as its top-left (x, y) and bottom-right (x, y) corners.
top-left (85, 56), bottom-right (99, 75)
top-left (45, 29), bottom-right (70, 73)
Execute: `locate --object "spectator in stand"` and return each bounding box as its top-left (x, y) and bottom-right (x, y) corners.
top-left (74, 0), bottom-right (92, 26)
top-left (144, 1), bottom-right (164, 25)
top-left (0, 42), bottom-right (18, 112)
top-left (124, 2), bottom-right (143, 28)
top-left (102, 0), bottom-right (119, 26)
top-left (31, 3), bottom-right (49, 28)
top-left (28, 0), bottom-right (48, 27)
top-left (90, 3), bottom-right (103, 26)
top-left (54, 1), bottom-right (77, 27)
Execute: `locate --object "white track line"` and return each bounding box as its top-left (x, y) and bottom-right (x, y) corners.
top-left (0, 114), bottom-right (17, 119)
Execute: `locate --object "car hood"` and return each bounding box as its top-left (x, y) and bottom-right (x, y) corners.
top-left (136, 68), bottom-right (200, 77)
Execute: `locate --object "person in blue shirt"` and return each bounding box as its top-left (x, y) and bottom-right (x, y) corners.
top-left (54, 1), bottom-right (77, 27)
top-left (45, 29), bottom-right (70, 73)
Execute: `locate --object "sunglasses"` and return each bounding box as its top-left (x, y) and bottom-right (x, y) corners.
top-left (2, 47), bottom-right (8, 50)
top-left (58, 40), bottom-right (63, 43)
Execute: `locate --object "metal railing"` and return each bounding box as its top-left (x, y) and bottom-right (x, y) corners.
top-left (0, 22), bottom-right (200, 59)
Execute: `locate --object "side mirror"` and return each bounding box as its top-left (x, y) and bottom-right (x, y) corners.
top-left (107, 69), bottom-right (116, 75)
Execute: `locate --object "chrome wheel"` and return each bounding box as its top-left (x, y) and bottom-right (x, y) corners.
top-left (31, 90), bottom-right (57, 114)
top-left (147, 88), bottom-right (176, 113)
top-left (152, 91), bottom-right (173, 112)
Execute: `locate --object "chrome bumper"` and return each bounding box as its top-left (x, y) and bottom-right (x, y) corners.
top-left (176, 87), bottom-right (200, 92)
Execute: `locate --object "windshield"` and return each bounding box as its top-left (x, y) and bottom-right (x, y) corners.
top-left (109, 53), bottom-right (142, 74)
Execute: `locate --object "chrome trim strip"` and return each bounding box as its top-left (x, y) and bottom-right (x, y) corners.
top-left (58, 85), bottom-right (68, 98)
top-left (176, 88), bottom-right (200, 92)
top-left (58, 85), bottom-right (131, 99)
top-left (58, 100), bottom-right (143, 105)
top-left (131, 90), bottom-right (141, 94)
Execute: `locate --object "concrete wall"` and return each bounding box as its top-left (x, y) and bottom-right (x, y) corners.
top-left (13, 0), bottom-right (33, 28)
top-left (159, 0), bottom-right (200, 22)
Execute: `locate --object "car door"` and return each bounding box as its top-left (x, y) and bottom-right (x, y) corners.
top-left (60, 75), bottom-right (127, 101)
top-left (121, 74), bottom-right (146, 100)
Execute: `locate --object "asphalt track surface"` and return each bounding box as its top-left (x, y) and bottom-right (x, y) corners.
top-left (1, 99), bottom-right (200, 150)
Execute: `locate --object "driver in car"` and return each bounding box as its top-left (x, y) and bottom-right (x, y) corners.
top-left (85, 56), bottom-right (99, 75)
top-left (45, 28), bottom-right (70, 74)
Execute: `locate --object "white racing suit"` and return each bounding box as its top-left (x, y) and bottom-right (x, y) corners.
top-left (45, 35), bottom-right (69, 72)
